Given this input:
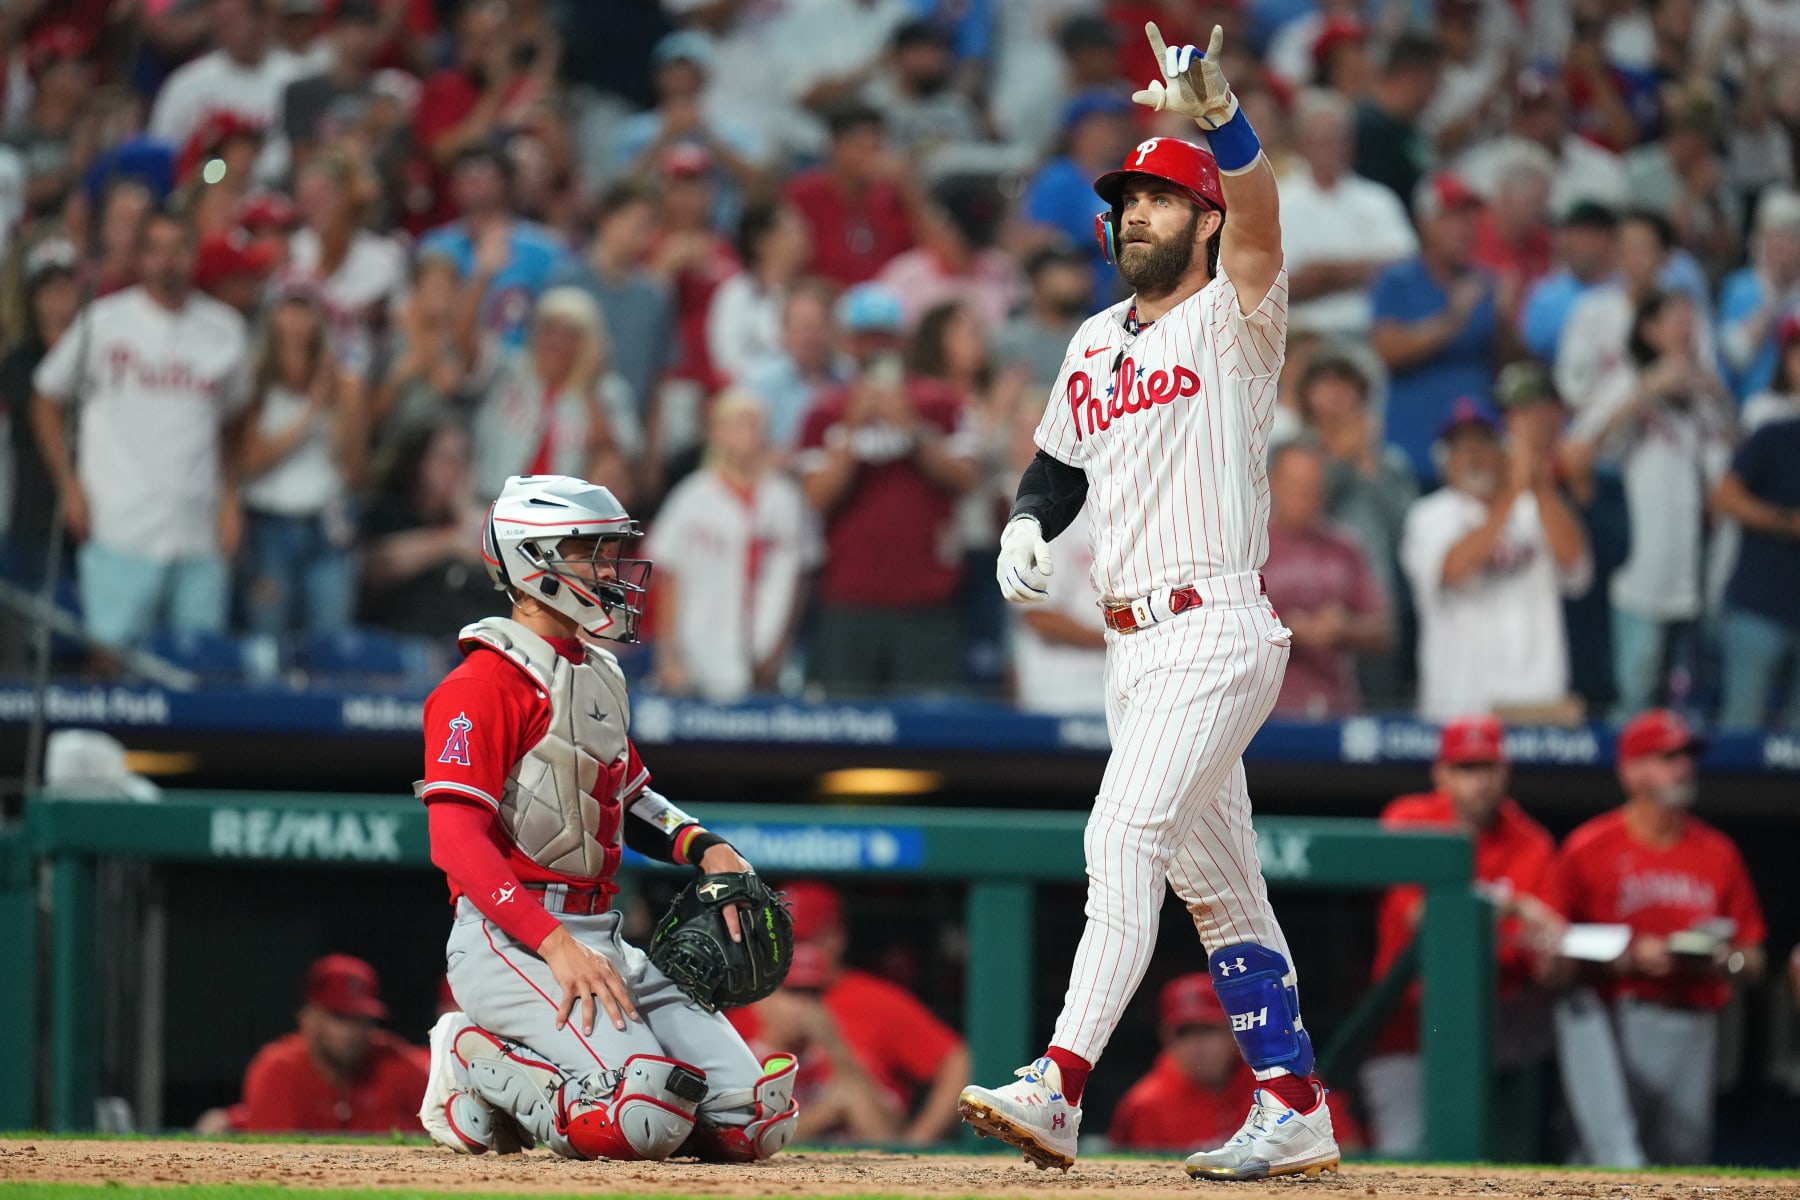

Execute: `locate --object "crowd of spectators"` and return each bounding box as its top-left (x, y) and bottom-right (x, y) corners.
top-left (1, 0), bottom-right (1798, 729)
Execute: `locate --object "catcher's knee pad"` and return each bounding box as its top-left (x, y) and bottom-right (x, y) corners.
top-left (682, 1054), bottom-right (800, 1162)
top-left (562, 1054), bottom-right (708, 1162)
top-left (1208, 943), bottom-right (1315, 1077)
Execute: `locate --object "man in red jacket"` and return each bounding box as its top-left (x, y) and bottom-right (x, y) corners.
top-left (213, 954), bottom-right (428, 1135)
top-left (1359, 714), bottom-right (1562, 1157)
top-left (1547, 709), bottom-right (1766, 1166)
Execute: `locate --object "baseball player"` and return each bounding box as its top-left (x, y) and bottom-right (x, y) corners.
top-left (414, 474), bottom-right (800, 1163)
top-left (958, 23), bottom-right (1338, 1181)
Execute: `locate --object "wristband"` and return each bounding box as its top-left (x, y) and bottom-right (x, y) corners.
top-left (1204, 103), bottom-right (1262, 175)
top-left (681, 828), bottom-right (728, 865)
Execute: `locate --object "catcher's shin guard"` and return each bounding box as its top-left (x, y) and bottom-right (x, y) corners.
top-left (452, 1027), bottom-right (707, 1161)
top-left (680, 1054), bottom-right (800, 1162)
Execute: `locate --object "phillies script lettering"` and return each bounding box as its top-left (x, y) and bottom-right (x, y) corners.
top-left (1067, 358), bottom-right (1201, 439)
top-left (106, 346), bottom-right (227, 397)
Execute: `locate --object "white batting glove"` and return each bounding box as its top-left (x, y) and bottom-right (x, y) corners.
top-left (996, 516), bottom-right (1053, 605)
top-left (1132, 22), bottom-right (1238, 130)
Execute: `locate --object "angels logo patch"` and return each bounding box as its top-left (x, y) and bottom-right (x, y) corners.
top-left (438, 712), bottom-right (474, 766)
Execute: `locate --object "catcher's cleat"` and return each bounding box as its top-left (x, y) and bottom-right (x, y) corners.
top-left (957, 1057), bottom-right (1080, 1172)
top-left (1183, 1085), bottom-right (1340, 1181)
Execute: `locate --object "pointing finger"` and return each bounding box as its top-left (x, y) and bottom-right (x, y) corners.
top-left (1207, 24), bottom-right (1224, 61)
top-left (1144, 20), bottom-right (1169, 68)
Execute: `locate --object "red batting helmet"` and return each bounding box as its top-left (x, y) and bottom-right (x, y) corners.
top-left (1092, 137), bottom-right (1226, 264)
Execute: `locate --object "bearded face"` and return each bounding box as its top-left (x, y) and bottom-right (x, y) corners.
top-left (1116, 205), bottom-right (1202, 297)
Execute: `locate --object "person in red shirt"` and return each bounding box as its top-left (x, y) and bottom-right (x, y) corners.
top-left (204, 954), bottom-right (429, 1135)
top-left (728, 881), bottom-right (970, 1145)
top-left (1109, 975), bottom-right (1363, 1153)
top-left (1547, 708), bottom-right (1767, 1166)
top-left (1469, 145), bottom-right (1556, 320)
top-left (645, 144), bottom-right (740, 400)
top-left (1358, 714), bottom-right (1561, 1158)
top-left (412, 474), bottom-right (799, 1164)
top-left (796, 283), bottom-right (979, 694)
top-left (783, 102), bottom-right (917, 287)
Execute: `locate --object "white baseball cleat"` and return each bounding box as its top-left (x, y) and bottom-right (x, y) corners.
top-left (1184, 1085), bottom-right (1341, 1181)
top-left (956, 1057), bottom-right (1081, 1172)
top-left (418, 1013), bottom-right (530, 1155)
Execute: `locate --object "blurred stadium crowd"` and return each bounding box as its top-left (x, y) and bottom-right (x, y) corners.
top-left (0, 0), bottom-right (1798, 727)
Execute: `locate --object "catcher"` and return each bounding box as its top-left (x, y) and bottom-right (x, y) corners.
top-left (415, 474), bottom-right (799, 1163)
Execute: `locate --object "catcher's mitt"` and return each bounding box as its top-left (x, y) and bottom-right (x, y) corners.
top-left (649, 872), bottom-right (793, 1012)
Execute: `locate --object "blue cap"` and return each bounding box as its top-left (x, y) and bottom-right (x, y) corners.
top-left (1437, 395), bottom-right (1502, 440)
top-left (653, 30), bottom-right (716, 70)
top-left (1061, 88), bottom-right (1132, 133)
top-left (837, 283), bottom-right (904, 333)
top-left (83, 136), bottom-right (176, 204)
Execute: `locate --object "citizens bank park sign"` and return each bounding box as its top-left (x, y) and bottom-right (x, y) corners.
top-left (2, 685), bottom-right (1798, 772)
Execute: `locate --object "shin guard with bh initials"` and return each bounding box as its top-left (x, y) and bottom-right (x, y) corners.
top-left (452, 1027), bottom-right (707, 1161)
top-left (1208, 943), bottom-right (1315, 1079)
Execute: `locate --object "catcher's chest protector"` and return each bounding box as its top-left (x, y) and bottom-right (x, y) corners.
top-left (458, 617), bottom-right (632, 880)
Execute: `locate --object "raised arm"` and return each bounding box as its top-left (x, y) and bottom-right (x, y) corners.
top-left (1132, 23), bottom-right (1281, 311)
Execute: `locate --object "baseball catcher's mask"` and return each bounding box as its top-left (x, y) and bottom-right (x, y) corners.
top-left (650, 873), bottom-right (795, 1012)
top-left (483, 474), bottom-right (652, 642)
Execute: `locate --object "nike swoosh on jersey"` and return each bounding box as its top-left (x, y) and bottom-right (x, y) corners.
top-left (1084, 345), bottom-right (1112, 357)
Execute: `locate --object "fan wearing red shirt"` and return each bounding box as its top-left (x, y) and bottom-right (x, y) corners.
top-left (728, 881), bottom-right (971, 1145)
top-left (1358, 715), bottom-right (1560, 1158)
top-left (412, 474), bottom-right (799, 1165)
top-left (796, 283), bottom-right (979, 693)
top-left (217, 955), bottom-right (428, 1134)
top-left (1547, 709), bottom-right (1766, 1167)
top-left (1109, 975), bottom-right (1363, 1153)
top-left (783, 102), bottom-right (916, 287)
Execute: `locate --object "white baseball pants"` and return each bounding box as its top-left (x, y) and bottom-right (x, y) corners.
top-left (1051, 570), bottom-right (1295, 1065)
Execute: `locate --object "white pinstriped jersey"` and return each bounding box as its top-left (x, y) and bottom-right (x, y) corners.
top-left (1034, 269), bottom-right (1290, 604)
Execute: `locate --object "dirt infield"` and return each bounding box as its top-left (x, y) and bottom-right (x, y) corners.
top-left (2, 1140), bottom-right (1798, 1199)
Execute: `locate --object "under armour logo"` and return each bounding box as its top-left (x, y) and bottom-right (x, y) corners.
top-left (493, 883), bottom-right (516, 904)
top-left (697, 881), bottom-right (730, 901)
top-left (1052, 1113), bottom-right (1066, 1130)
top-left (1217, 957), bottom-right (1248, 976)
top-left (588, 702), bottom-right (608, 724)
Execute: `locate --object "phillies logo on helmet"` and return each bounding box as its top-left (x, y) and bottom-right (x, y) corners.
top-left (1067, 358), bottom-right (1203, 439)
top-left (1093, 137), bottom-right (1226, 213)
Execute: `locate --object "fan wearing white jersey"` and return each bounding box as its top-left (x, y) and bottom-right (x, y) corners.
top-left (957, 24), bottom-right (1340, 1182)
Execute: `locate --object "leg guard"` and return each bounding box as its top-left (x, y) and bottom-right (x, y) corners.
top-left (1209, 943), bottom-right (1314, 1078)
top-left (680, 1054), bottom-right (800, 1163)
top-left (452, 1027), bottom-right (706, 1161)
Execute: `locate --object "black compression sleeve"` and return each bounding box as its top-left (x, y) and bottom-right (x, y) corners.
top-left (1009, 450), bottom-right (1089, 541)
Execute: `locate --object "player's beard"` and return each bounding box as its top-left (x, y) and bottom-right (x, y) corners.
top-left (1116, 210), bottom-right (1201, 298)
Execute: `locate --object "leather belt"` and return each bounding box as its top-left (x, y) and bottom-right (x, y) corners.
top-left (1104, 585), bottom-right (1202, 634)
top-left (527, 882), bottom-right (612, 915)
top-left (1102, 574), bottom-right (1265, 635)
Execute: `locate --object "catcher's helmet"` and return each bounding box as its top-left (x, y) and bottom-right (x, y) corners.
top-left (1093, 137), bottom-right (1225, 264)
top-left (482, 475), bottom-right (651, 641)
